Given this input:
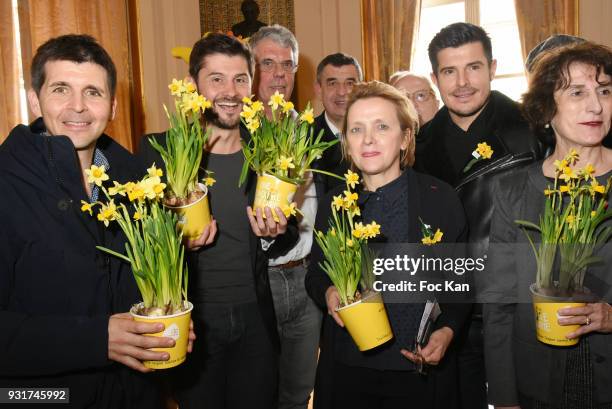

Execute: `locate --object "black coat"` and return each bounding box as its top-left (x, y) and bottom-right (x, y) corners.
top-left (311, 112), bottom-right (348, 196)
top-left (0, 119), bottom-right (162, 408)
top-left (138, 128), bottom-right (299, 351)
top-left (415, 91), bottom-right (542, 248)
top-left (305, 168), bottom-right (470, 409)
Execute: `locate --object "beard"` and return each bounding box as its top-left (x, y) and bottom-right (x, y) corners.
top-left (204, 97), bottom-right (242, 130)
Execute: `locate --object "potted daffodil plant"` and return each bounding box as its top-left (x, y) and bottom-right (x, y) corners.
top-left (315, 171), bottom-right (393, 351)
top-left (148, 79), bottom-right (216, 239)
top-left (239, 91), bottom-right (339, 220)
top-left (516, 150), bottom-right (612, 346)
top-left (82, 165), bottom-right (192, 369)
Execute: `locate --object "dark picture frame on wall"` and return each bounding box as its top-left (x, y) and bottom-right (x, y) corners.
top-left (199, 0), bottom-right (294, 37)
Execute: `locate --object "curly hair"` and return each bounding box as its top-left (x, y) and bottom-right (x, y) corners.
top-left (342, 81), bottom-right (419, 168)
top-left (521, 41), bottom-right (612, 146)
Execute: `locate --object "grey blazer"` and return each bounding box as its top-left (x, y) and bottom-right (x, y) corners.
top-left (483, 161), bottom-right (612, 407)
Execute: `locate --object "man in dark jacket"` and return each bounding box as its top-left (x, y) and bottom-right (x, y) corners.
top-left (138, 33), bottom-right (298, 409)
top-left (312, 52), bottom-right (363, 195)
top-left (0, 35), bottom-right (169, 408)
top-left (414, 23), bottom-right (541, 409)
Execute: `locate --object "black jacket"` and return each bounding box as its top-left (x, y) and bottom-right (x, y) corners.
top-left (0, 119), bottom-right (162, 408)
top-left (138, 129), bottom-right (298, 351)
top-left (415, 91), bottom-right (542, 248)
top-left (485, 162), bottom-right (612, 406)
top-left (305, 168), bottom-right (470, 409)
top-left (311, 112), bottom-right (348, 196)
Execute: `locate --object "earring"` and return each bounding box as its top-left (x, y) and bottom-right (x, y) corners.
top-left (544, 123), bottom-right (550, 129)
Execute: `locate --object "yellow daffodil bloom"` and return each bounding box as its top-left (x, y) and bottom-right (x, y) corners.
top-left (366, 221), bottom-right (381, 238)
top-left (352, 222), bottom-right (365, 239)
top-left (590, 179), bottom-right (606, 194)
top-left (204, 176), bottom-right (216, 187)
top-left (97, 201), bottom-right (117, 227)
top-left (554, 159), bottom-right (568, 171)
top-left (582, 163), bottom-right (595, 180)
top-left (299, 108), bottom-right (314, 124)
top-left (422, 236), bottom-right (434, 245)
top-left (343, 190), bottom-right (358, 208)
top-left (168, 79), bottom-right (185, 96)
top-left (268, 91), bottom-right (285, 111)
top-left (246, 118), bottom-right (260, 133)
top-left (567, 149), bottom-right (579, 164)
top-left (433, 229), bottom-right (443, 243)
top-left (559, 166), bottom-right (577, 182)
top-left (133, 211), bottom-right (142, 221)
top-left (242, 95), bottom-right (253, 105)
top-left (241, 105), bottom-right (256, 121)
top-left (277, 155), bottom-right (295, 171)
top-left (349, 204), bottom-right (361, 217)
top-left (476, 142), bottom-right (493, 159)
top-left (559, 185), bottom-right (570, 193)
top-left (81, 200), bottom-right (93, 215)
top-left (332, 195), bottom-right (344, 211)
top-left (251, 100), bottom-right (264, 112)
top-left (108, 181), bottom-right (126, 196)
top-left (544, 189), bottom-right (554, 196)
top-left (147, 165), bottom-right (163, 178)
top-left (127, 182), bottom-right (145, 202)
top-left (282, 101), bottom-right (294, 114)
top-left (85, 165), bottom-right (109, 187)
top-left (282, 202), bottom-right (297, 217)
top-left (185, 82), bottom-right (196, 94)
top-left (345, 170), bottom-right (360, 189)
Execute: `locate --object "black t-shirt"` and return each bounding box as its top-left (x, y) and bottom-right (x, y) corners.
top-left (191, 150), bottom-right (256, 304)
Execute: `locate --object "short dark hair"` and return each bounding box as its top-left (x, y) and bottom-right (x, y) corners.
top-left (316, 53), bottom-right (363, 83)
top-left (428, 22), bottom-right (492, 75)
top-left (189, 33), bottom-right (254, 80)
top-left (522, 41), bottom-right (612, 146)
top-left (31, 34), bottom-right (117, 98)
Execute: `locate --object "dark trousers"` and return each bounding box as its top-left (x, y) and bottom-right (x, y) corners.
top-left (172, 301), bottom-right (278, 409)
top-left (456, 317), bottom-right (488, 409)
top-left (330, 361), bottom-right (432, 409)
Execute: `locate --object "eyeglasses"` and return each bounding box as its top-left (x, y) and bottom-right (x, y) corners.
top-left (258, 59), bottom-right (298, 73)
top-left (403, 89), bottom-right (435, 103)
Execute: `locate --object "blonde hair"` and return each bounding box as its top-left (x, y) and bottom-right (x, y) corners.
top-left (342, 80), bottom-right (419, 168)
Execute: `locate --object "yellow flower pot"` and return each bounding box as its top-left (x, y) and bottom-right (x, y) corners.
top-left (253, 174), bottom-right (298, 221)
top-left (166, 184), bottom-right (211, 240)
top-left (530, 284), bottom-right (584, 347)
top-left (336, 291), bottom-right (394, 351)
top-left (130, 301), bottom-right (193, 369)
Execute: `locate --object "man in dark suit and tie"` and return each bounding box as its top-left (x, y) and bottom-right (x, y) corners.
top-left (312, 53), bottom-right (363, 194)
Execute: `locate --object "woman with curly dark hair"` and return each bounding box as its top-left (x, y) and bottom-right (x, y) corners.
top-left (484, 41), bottom-right (612, 409)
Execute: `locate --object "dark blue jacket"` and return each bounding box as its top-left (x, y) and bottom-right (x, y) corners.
top-left (0, 119), bottom-right (162, 408)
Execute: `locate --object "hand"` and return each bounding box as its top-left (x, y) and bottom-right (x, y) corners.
top-left (401, 326), bottom-right (454, 366)
top-left (187, 319), bottom-right (196, 353)
top-left (183, 219), bottom-right (217, 251)
top-left (558, 302), bottom-right (612, 339)
top-left (108, 313), bottom-right (175, 373)
top-left (325, 286), bottom-right (344, 327)
top-left (246, 206), bottom-right (287, 238)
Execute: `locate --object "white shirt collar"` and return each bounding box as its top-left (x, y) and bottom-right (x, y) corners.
top-left (324, 111), bottom-right (341, 138)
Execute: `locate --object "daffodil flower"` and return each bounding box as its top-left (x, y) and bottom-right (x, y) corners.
top-left (299, 107), bottom-right (314, 124)
top-left (204, 176), bottom-right (216, 187)
top-left (281, 202), bottom-right (297, 217)
top-left (168, 79), bottom-right (185, 96)
top-left (332, 195), bottom-right (344, 211)
top-left (85, 165), bottom-right (109, 187)
top-left (251, 100), bottom-right (264, 112)
top-left (81, 200), bottom-right (93, 215)
top-left (277, 155), bottom-right (295, 171)
top-left (242, 95), bottom-right (253, 105)
top-left (97, 201), bottom-right (118, 227)
top-left (463, 142), bottom-right (494, 173)
top-left (345, 170), bottom-right (360, 189)
top-left (246, 118), bottom-right (260, 133)
top-left (282, 101), bottom-right (294, 114)
top-left (268, 91), bottom-right (285, 111)
top-left (147, 165), bottom-right (163, 178)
